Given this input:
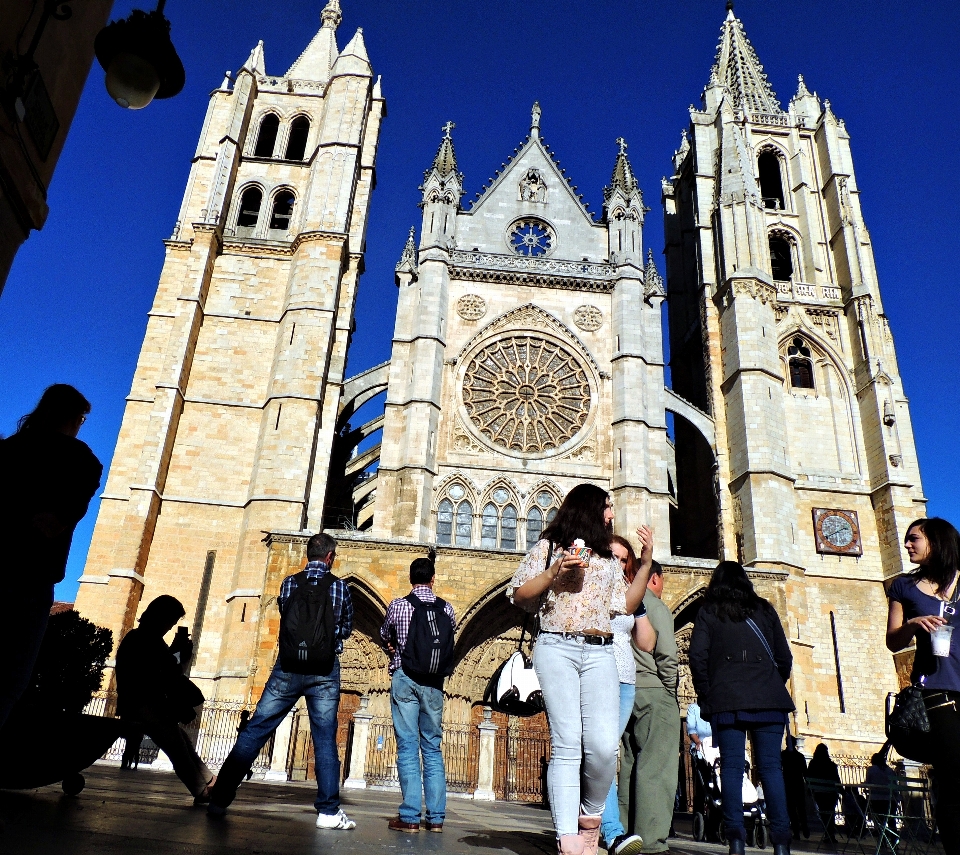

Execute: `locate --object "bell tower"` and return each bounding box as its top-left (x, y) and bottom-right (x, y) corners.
top-left (75, 0), bottom-right (385, 699)
top-left (663, 3), bottom-right (925, 745)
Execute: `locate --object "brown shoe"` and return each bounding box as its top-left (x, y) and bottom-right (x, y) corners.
top-left (388, 817), bottom-right (420, 833)
top-left (424, 822), bottom-right (443, 832)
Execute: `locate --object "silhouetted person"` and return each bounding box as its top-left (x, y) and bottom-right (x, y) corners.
top-left (115, 596), bottom-right (214, 801)
top-left (121, 731), bottom-right (144, 770)
top-left (781, 735), bottom-right (809, 840)
top-left (806, 743), bottom-right (841, 843)
top-left (237, 710), bottom-right (253, 780)
top-left (0, 384), bottom-right (102, 730)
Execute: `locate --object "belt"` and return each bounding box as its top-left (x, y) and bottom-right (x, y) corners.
top-left (542, 631), bottom-right (614, 646)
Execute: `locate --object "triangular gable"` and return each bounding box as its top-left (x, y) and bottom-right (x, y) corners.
top-left (468, 133), bottom-right (595, 224)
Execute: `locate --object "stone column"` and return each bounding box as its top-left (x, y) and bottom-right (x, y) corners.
top-left (343, 695), bottom-right (373, 789)
top-left (473, 707), bottom-right (498, 801)
top-left (264, 709), bottom-right (296, 782)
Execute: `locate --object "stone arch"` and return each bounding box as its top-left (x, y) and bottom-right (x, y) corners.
top-left (252, 111), bottom-right (281, 158)
top-left (231, 181), bottom-right (267, 234)
top-left (444, 578), bottom-right (529, 721)
top-left (778, 327), bottom-right (862, 476)
top-left (338, 576), bottom-right (390, 698)
top-left (672, 586), bottom-right (706, 711)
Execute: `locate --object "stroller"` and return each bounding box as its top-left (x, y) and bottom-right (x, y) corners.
top-left (691, 743), bottom-right (768, 849)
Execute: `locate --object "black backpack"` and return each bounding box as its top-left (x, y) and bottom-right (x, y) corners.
top-left (400, 593), bottom-right (454, 679)
top-left (278, 572), bottom-right (337, 675)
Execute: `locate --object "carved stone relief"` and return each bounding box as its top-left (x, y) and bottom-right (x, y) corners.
top-left (573, 305), bottom-right (603, 332)
top-left (456, 294), bottom-right (487, 321)
top-left (518, 168), bottom-right (548, 203)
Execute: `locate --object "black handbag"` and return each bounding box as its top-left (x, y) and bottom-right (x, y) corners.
top-left (885, 681), bottom-right (935, 764)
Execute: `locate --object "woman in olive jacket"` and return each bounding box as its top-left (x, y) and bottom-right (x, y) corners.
top-left (689, 562), bottom-right (795, 855)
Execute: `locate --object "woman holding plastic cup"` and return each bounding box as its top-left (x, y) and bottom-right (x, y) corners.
top-left (508, 485), bottom-right (653, 855)
top-left (886, 517), bottom-right (960, 853)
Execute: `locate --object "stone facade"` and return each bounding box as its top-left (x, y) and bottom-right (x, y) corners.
top-left (76, 4), bottom-right (921, 760)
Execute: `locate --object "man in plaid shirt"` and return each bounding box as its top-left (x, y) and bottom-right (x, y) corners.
top-left (209, 532), bottom-right (356, 830)
top-left (381, 556), bottom-right (456, 833)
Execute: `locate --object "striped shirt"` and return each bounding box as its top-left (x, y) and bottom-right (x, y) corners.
top-left (278, 561), bottom-right (353, 655)
top-left (380, 585), bottom-right (457, 674)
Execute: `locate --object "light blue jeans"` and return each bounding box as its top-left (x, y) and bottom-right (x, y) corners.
top-left (534, 633), bottom-right (621, 837)
top-left (390, 668), bottom-right (446, 824)
top-left (600, 682), bottom-right (636, 845)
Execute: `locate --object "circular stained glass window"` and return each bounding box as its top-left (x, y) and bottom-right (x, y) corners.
top-left (508, 219), bottom-right (555, 257)
top-left (492, 487), bottom-right (510, 504)
top-left (448, 484), bottom-right (465, 501)
top-left (537, 491), bottom-right (555, 508)
top-left (462, 335), bottom-right (591, 454)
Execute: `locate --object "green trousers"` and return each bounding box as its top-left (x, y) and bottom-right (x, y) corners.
top-left (618, 685), bottom-right (680, 853)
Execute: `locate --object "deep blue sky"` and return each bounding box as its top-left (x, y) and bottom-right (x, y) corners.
top-left (2, 1), bottom-right (958, 602)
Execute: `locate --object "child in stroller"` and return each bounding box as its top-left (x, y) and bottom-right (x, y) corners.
top-left (691, 744), bottom-right (768, 849)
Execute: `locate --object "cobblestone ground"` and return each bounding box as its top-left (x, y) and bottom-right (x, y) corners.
top-left (0, 764), bottom-right (888, 854)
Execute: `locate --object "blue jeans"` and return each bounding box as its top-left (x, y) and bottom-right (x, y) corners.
top-left (714, 721), bottom-right (791, 845)
top-left (534, 634), bottom-right (620, 837)
top-left (210, 660), bottom-right (342, 814)
top-left (390, 668), bottom-right (446, 824)
top-left (600, 682), bottom-right (636, 844)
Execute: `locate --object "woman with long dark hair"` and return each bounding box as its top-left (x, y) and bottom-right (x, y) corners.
top-left (509, 485), bottom-right (653, 855)
top-left (886, 517), bottom-right (960, 853)
top-left (689, 561), bottom-right (794, 855)
top-left (0, 384), bottom-right (102, 731)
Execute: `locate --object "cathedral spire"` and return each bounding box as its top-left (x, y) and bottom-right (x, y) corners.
top-left (430, 121), bottom-right (459, 176)
top-left (243, 40), bottom-right (266, 75)
top-left (707, 5), bottom-right (782, 114)
top-left (606, 137), bottom-right (640, 200)
top-left (286, 0), bottom-right (342, 80)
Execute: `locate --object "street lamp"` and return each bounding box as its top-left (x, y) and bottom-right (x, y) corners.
top-left (94, 0), bottom-right (184, 110)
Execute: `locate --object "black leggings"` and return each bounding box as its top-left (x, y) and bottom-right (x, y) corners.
top-left (927, 691), bottom-right (960, 854)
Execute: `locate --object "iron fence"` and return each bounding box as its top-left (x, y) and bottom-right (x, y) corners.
top-left (362, 717), bottom-right (480, 793)
top-left (82, 690), bottom-right (272, 773)
top-left (495, 721), bottom-right (551, 802)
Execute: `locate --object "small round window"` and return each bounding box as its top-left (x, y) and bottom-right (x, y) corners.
top-left (508, 218), bottom-right (555, 257)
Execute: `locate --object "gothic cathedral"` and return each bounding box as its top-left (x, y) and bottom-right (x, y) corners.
top-left (76, 2), bottom-right (925, 756)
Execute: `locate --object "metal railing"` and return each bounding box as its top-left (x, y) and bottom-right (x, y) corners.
top-left (361, 717), bottom-right (480, 793)
top-left (82, 690), bottom-right (273, 773)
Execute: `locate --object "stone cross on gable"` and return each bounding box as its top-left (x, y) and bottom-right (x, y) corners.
top-left (442, 121), bottom-right (455, 139)
top-left (616, 137), bottom-right (627, 154)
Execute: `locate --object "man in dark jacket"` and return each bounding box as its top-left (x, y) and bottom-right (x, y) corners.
top-left (619, 562), bottom-right (680, 853)
top-left (0, 385), bottom-right (102, 730)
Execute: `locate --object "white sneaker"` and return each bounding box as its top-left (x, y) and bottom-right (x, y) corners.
top-left (316, 809), bottom-right (356, 830)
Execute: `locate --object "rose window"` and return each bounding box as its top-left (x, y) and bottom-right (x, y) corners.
top-left (508, 219), bottom-right (554, 257)
top-left (462, 335), bottom-right (591, 454)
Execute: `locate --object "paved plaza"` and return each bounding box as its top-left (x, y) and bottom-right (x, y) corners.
top-left (0, 764), bottom-right (850, 855)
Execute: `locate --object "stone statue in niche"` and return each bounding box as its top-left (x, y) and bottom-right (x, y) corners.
top-left (519, 168), bottom-right (547, 203)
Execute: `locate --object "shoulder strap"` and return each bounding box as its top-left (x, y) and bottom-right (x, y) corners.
top-left (745, 616), bottom-right (776, 661)
top-left (292, 570), bottom-right (309, 588)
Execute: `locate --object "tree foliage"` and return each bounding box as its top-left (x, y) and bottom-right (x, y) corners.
top-left (21, 610), bottom-right (113, 715)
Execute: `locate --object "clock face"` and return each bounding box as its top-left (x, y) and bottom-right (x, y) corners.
top-left (812, 508), bottom-right (862, 556)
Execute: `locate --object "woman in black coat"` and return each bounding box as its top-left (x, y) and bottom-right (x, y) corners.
top-left (689, 562), bottom-right (795, 855)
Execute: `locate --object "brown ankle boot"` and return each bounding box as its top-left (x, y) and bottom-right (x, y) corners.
top-left (558, 833), bottom-right (585, 855)
top-left (577, 814), bottom-right (602, 855)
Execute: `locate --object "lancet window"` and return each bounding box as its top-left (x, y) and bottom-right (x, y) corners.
top-left (787, 337), bottom-right (815, 389)
top-left (480, 486), bottom-right (519, 550)
top-left (525, 490), bottom-right (559, 548)
top-left (758, 148), bottom-right (786, 210)
top-left (269, 190), bottom-right (295, 231)
top-left (254, 114), bottom-right (279, 158)
top-left (236, 187), bottom-right (262, 230)
top-left (285, 116), bottom-right (310, 161)
top-left (436, 483), bottom-right (474, 546)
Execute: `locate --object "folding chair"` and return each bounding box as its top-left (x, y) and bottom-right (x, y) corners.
top-left (806, 777), bottom-right (843, 850)
top-left (866, 776), bottom-right (942, 855)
